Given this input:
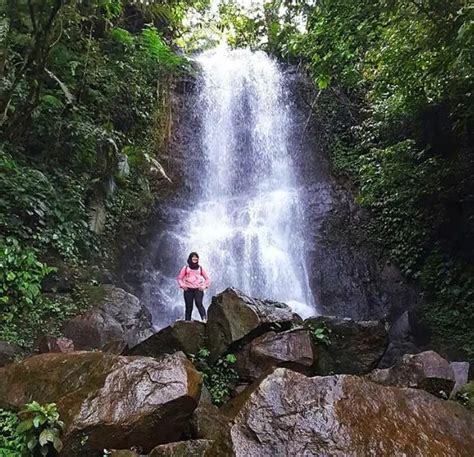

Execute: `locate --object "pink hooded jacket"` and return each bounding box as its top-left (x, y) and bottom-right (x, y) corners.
top-left (177, 265), bottom-right (211, 290)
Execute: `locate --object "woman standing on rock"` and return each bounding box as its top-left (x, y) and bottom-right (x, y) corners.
top-left (177, 252), bottom-right (210, 321)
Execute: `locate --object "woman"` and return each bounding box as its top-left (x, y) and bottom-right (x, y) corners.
top-left (177, 252), bottom-right (210, 321)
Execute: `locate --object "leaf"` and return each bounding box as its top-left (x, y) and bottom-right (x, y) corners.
top-left (39, 429), bottom-right (55, 446)
top-left (16, 418), bottom-right (34, 433)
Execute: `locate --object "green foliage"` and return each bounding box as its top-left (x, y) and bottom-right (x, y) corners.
top-left (456, 381), bottom-right (474, 411)
top-left (0, 1), bottom-right (193, 347)
top-left (0, 237), bottom-right (66, 346)
top-left (16, 402), bottom-right (64, 456)
top-left (0, 408), bottom-right (27, 456)
top-left (306, 322), bottom-right (331, 346)
top-left (282, 0), bottom-right (474, 360)
top-left (192, 348), bottom-right (239, 406)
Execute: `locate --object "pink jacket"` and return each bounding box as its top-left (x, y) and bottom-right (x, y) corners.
top-left (177, 265), bottom-right (211, 290)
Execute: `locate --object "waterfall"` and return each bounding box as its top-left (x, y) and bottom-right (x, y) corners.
top-left (143, 46), bottom-right (316, 326)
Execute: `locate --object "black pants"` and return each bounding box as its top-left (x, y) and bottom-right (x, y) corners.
top-left (184, 288), bottom-right (206, 321)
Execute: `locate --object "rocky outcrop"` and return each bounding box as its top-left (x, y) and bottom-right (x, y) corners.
top-left (149, 440), bottom-right (212, 457)
top-left (451, 361), bottom-right (470, 398)
top-left (234, 328), bottom-right (313, 381)
top-left (214, 368), bottom-right (474, 456)
top-left (206, 288), bottom-right (299, 359)
top-left (62, 285), bottom-right (153, 353)
top-left (0, 351), bottom-right (201, 455)
top-left (0, 340), bottom-right (21, 367)
top-left (38, 336), bottom-right (75, 353)
top-left (126, 320), bottom-right (205, 357)
top-left (366, 351), bottom-right (455, 397)
top-left (305, 316), bottom-right (388, 375)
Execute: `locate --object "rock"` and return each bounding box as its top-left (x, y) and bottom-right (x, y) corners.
top-left (450, 361), bottom-right (470, 398)
top-left (234, 328), bottom-right (313, 381)
top-left (206, 288), bottom-right (299, 360)
top-left (378, 311), bottom-right (420, 368)
top-left (305, 316), bottom-right (388, 375)
top-left (377, 341), bottom-right (419, 369)
top-left (109, 451), bottom-right (141, 457)
top-left (0, 351), bottom-right (201, 455)
top-left (212, 368), bottom-right (474, 456)
top-left (126, 321), bottom-right (205, 357)
top-left (63, 285), bottom-right (153, 353)
top-left (366, 351), bottom-right (455, 398)
top-left (38, 336), bottom-right (75, 353)
top-left (0, 340), bottom-right (22, 367)
top-left (148, 440), bottom-right (213, 457)
top-left (189, 403), bottom-right (228, 443)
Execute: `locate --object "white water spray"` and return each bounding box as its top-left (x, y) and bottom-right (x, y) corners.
top-left (143, 46), bottom-right (316, 325)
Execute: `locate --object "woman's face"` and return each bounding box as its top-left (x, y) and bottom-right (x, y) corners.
top-left (191, 255), bottom-right (199, 264)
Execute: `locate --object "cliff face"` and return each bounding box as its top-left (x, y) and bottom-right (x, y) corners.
top-left (285, 69), bottom-right (421, 322)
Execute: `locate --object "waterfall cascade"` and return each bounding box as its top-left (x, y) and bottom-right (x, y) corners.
top-left (143, 46), bottom-right (316, 325)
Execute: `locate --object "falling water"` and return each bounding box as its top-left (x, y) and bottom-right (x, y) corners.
top-left (142, 46), bottom-right (316, 325)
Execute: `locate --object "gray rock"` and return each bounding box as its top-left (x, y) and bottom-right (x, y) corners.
top-left (126, 320), bottom-right (205, 357)
top-left (63, 285), bottom-right (153, 353)
top-left (38, 336), bottom-right (75, 354)
top-left (0, 340), bottom-right (21, 367)
top-left (211, 368), bottom-right (474, 456)
top-left (234, 328), bottom-right (313, 381)
top-left (366, 350), bottom-right (455, 398)
top-left (306, 315), bottom-right (388, 375)
top-left (149, 440), bottom-right (213, 457)
top-left (206, 288), bottom-right (299, 360)
top-left (450, 361), bottom-right (470, 398)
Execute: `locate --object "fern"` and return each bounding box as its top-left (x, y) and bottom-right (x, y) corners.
top-left (110, 27), bottom-right (134, 47)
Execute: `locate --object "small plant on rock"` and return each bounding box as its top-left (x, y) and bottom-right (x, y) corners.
top-left (307, 323), bottom-right (331, 346)
top-left (191, 347), bottom-right (239, 406)
top-left (16, 401), bottom-right (64, 456)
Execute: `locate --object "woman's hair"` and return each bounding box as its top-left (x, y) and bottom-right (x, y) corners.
top-left (187, 252), bottom-right (199, 267)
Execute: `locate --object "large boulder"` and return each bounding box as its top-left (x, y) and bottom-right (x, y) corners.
top-left (126, 321), bottom-right (205, 357)
top-left (62, 285), bottom-right (153, 353)
top-left (213, 368), bottom-right (474, 456)
top-left (206, 288), bottom-right (299, 360)
top-left (149, 440), bottom-right (213, 457)
top-left (0, 351), bottom-right (201, 455)
top-left (305, 316), bottom-right (388, 375)
top-left (234, 328), bottom-right (313, 381)
top-left (366, 351), bottom-right (456, 398)
top-left (0, 340), bottom-right (22, 367)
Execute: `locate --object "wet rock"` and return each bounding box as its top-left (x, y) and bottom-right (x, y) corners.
top-left (206, 288), bottom-right (299, 360)
top-left (38, 336), bottom-right (75, 354)
top-left (126, 321), bottom-right (205, 357)
top-left (149, 440), bottom-right (213, 457)
top-left (189, 403), bottom-right (228, 443)
top-left (213, 368), bottom-right (474, 456)
top-left (0, 340), bottom-right (22, 367)
top-left (366, 351), bottom-right (455, 398)
top-left (234, 328), bottom-right (313, 381)
top-left (305, 316), bottom-right (388, 375)
top-left (63, 285), bottom-right (153, 353)
top-left (0, 351), bottom-right (201, 455)
top-left (450, 361), bottom-right (470, 398)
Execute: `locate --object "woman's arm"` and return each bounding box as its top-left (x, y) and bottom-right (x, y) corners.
top-left (177, 266), bottom-right (187, 289)
top-left (201, 267), bottom-right (211, 288)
